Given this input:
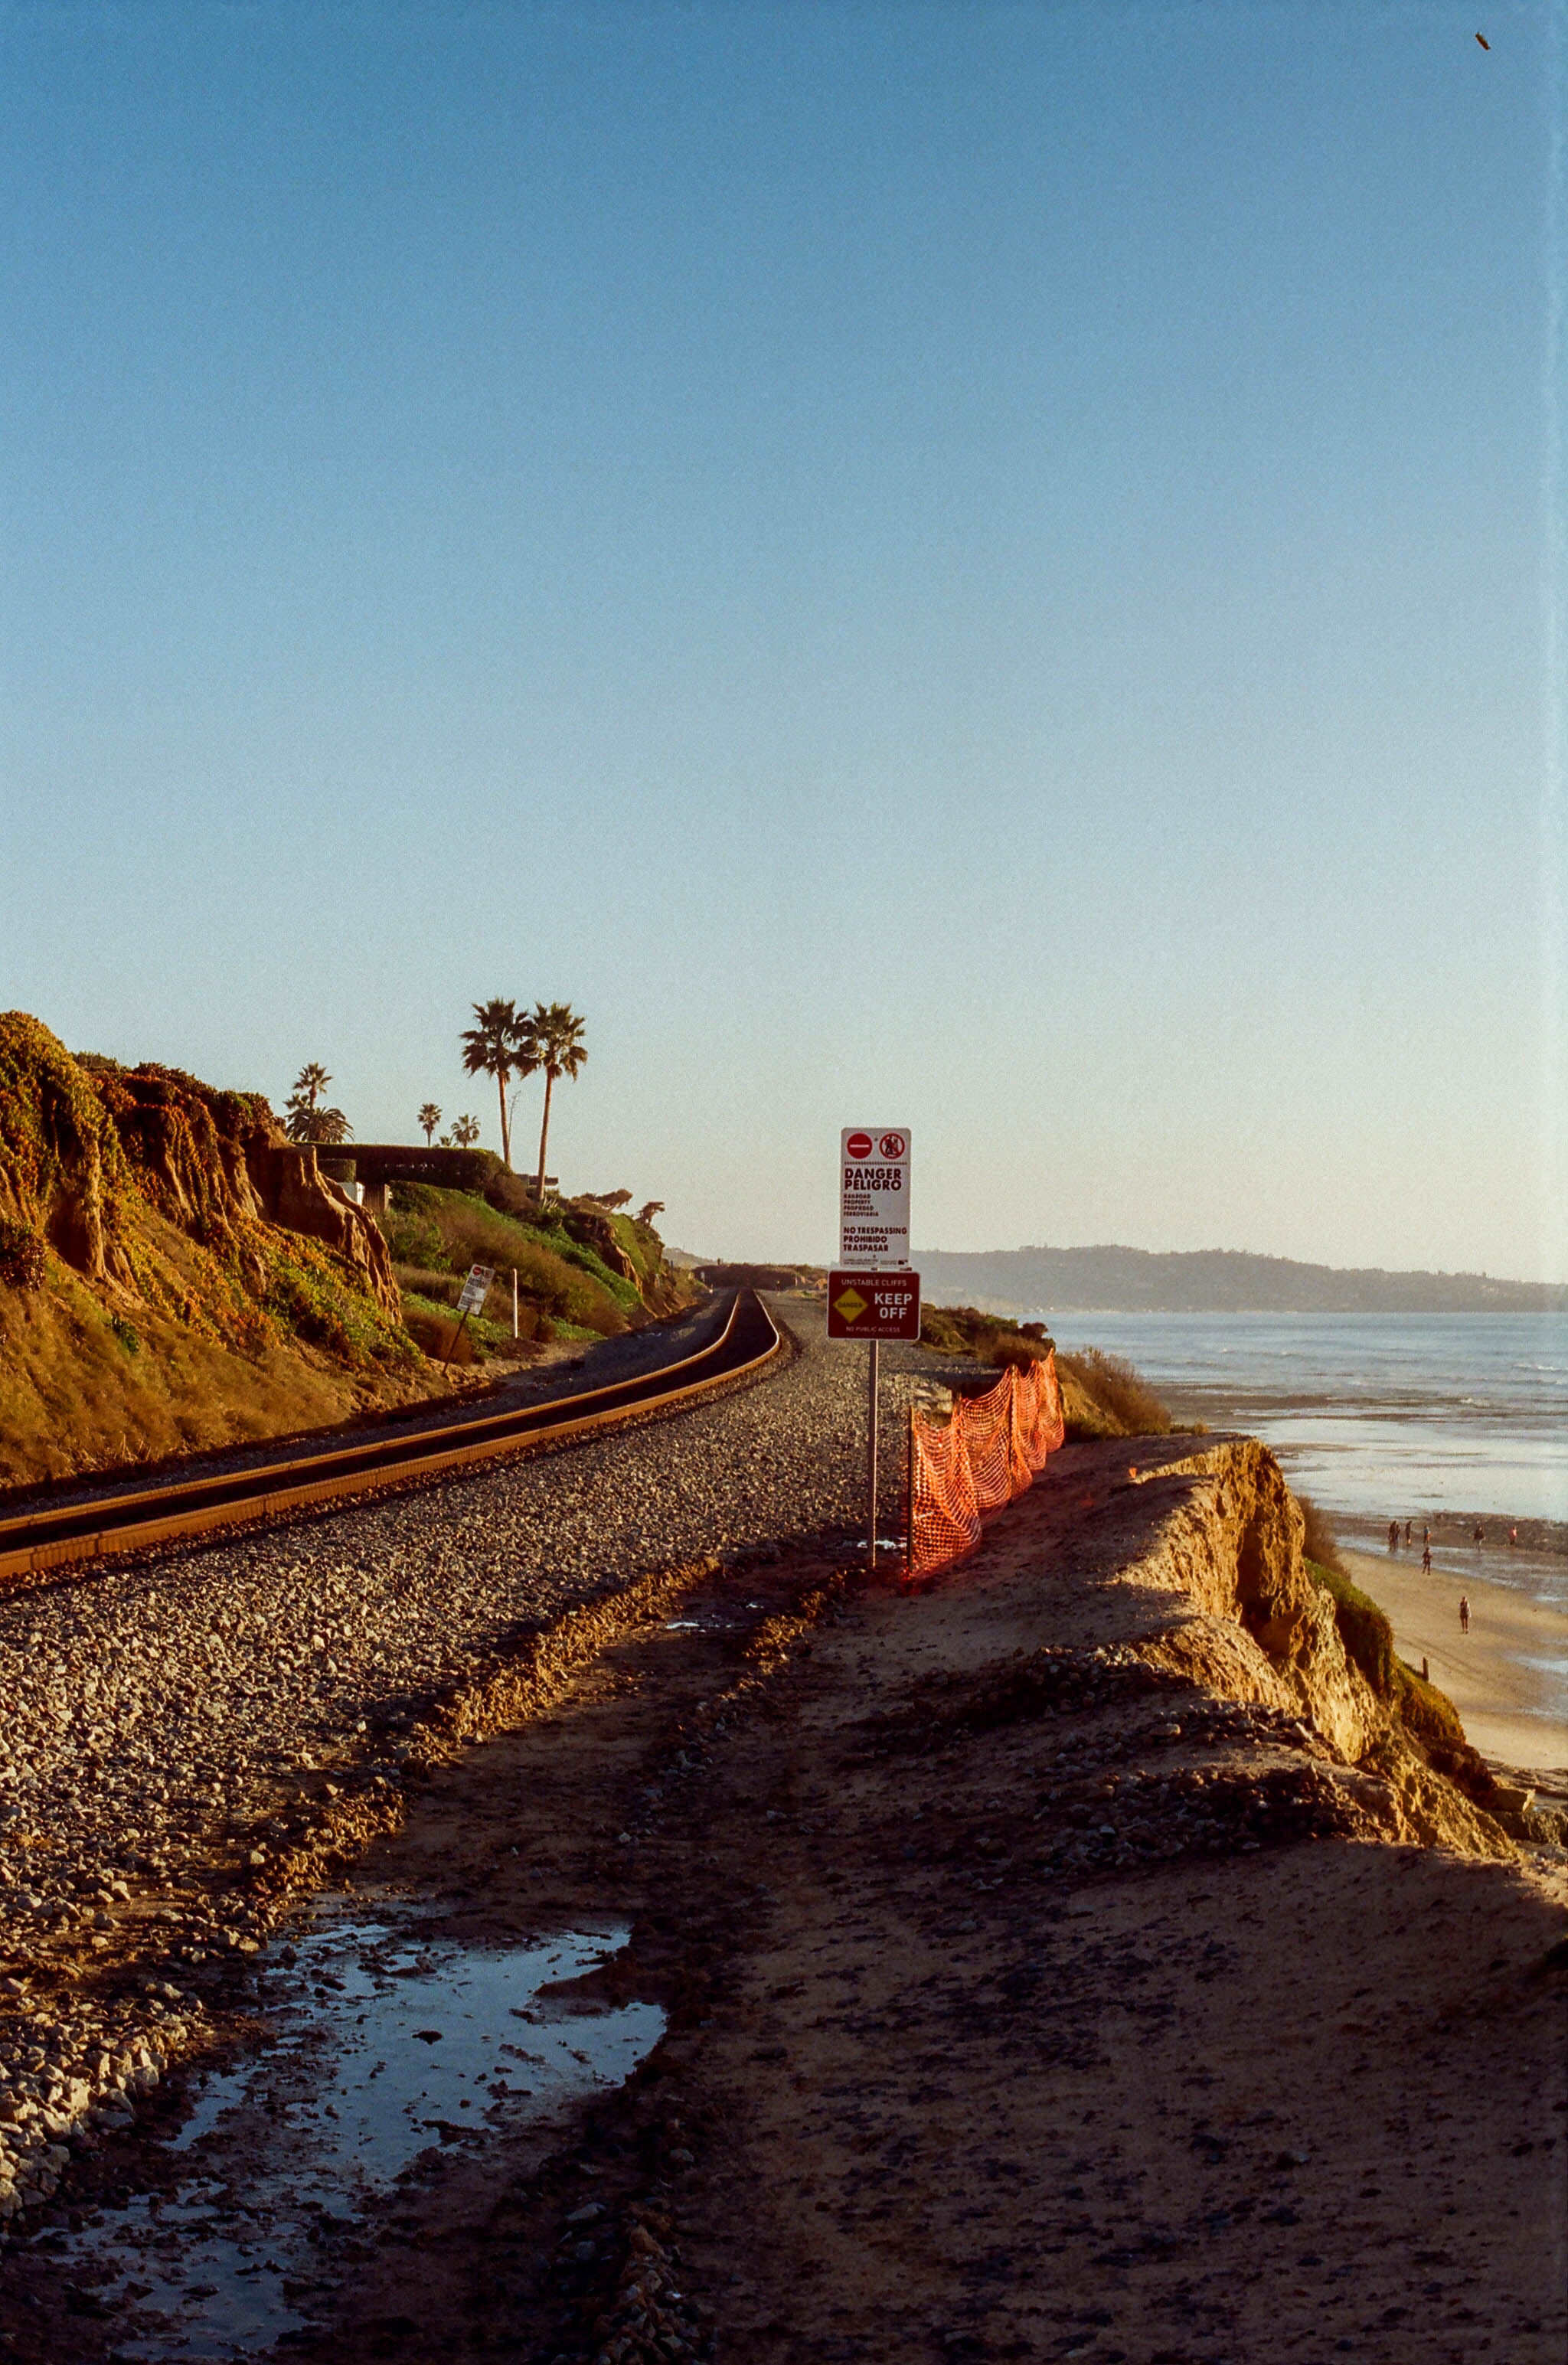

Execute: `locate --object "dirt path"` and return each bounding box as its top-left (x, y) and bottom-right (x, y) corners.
top-left (5, 1439), bottom-right (1565, 2365)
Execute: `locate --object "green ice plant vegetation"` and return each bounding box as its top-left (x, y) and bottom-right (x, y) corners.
top-left (381, 1184), bottom-right (629, 1337)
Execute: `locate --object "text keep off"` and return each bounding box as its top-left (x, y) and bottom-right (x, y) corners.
top-left (826, 1271), bottom-right (922, 1342)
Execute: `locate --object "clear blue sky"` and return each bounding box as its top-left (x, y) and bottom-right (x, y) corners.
top-left (2, 2), bottom-right (1563, 1279)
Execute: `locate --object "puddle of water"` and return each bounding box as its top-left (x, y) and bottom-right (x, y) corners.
top-left (59, 1917), bottom-right (662, 2360)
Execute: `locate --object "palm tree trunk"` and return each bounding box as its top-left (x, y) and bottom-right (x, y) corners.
top-left (536, 1070), bottom-right (554, 1200)
top-left (497, 1071), bottom-right (511, 1168)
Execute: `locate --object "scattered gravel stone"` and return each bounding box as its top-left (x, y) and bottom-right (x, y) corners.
top-left (0, 1304), bottom-right (952, 2220)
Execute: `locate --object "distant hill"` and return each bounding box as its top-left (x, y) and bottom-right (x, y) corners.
top-left (916, 1244), bottom-right (1568, 1316)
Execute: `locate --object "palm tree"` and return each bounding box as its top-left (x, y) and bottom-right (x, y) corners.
top-left (417, 1102), bottom-right (442, 1145)
top-left (526, 1001), bottom-right (587, 1200)
top-left (460, 999), bottom-right (533, 1168)
top-left (449, 1114), bottom-right (482, 1148)
top-left (284, 1062), bottom-right (351, 1145)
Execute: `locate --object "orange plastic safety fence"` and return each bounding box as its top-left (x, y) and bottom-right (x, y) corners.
top-left (906, 1348), bottom-right (1065, 1579)
top-left (1011, 1353), bottom-right (1066, 1473)
top-left (909, 1399), bottom-right (981, 1570)
top-left (959, 1369), bottom-right (1015, 1514)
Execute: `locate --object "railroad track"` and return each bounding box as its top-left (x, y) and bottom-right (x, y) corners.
top-left (0, 1289), bottom-right (783, 1588)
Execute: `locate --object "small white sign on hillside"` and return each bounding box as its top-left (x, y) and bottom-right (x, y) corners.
top-left (456, 1264), bottom-right (494, 1316)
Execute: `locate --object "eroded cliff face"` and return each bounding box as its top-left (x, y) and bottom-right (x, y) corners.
top-left (249, 1144), bottom-right (400, 1316)
top-left (1119, 1436), bottom-right (1511, 1859)
top-left (0, 1014), bottom-right (136, 1291)
top-left (0, 1015), bottom-right (422, 1485)
top-left (0, 1018), bottom-right (400, 1321)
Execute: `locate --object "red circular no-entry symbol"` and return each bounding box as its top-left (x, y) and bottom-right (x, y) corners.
top-left (879, 1131), bottom-right (906, 1160)
top-left (845, 1132), bottom-right (873, 1159)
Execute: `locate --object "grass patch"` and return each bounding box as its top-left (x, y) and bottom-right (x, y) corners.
top-left (1308, 1557), bottom-right (1396, 1697)
top-left (527, 1217), bottom-right (642, 1316)
top-left (401, 1291), bottom-right (544, 1360)
top-left (1057, 1348), bottom-right (1174, 1438)
top-left (1305, 1553), bottom-right (1475, 1772)
top-left (1390, 1660), bottom-right (1468, 1753)
top-left (919, 1303), bottom-right (1178, 1437)
top-left (920, 1302), bottom-right (1051, 1370)
top-left (1296, 1492), bottom-right (1349, 1576)
top-left (262, 1233), bottom-right (416, 1367)
top-left (379, 1184), bottom-right (627, 1338)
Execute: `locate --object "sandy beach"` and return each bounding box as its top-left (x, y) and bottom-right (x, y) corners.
top-left (1342, 1543), bottom-right (1568, 1782)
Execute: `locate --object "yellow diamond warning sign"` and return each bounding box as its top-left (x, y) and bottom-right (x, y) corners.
top-left (826, 1270), bottom-right (921, 1342)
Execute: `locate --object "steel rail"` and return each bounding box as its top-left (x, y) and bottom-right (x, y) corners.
top-left (0, 1289), bottom-right (782, 1587)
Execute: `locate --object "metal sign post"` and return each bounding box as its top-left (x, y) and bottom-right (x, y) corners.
top-left (446, 1263), bottom-right (495, 1364)
top-left (867, 1338), bottom-right (879, 1570)
top-left (832, 1132), bottom-right (913, 1570)
top-left (833, 1129), bottom-right (913, 1567)
top-left (828, 1265), bottom-right (920, 1570)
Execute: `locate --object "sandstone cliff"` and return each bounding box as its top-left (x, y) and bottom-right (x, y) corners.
top-left (0, 1014), bottom-right (426, 1486)
top-left (1113, 1437), bottom-right (1513, 1856)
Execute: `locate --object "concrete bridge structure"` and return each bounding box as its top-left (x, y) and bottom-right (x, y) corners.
top-left (314, 1145), bottom-right (554, 1212)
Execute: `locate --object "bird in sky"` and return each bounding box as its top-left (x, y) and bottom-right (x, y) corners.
top-left (1475, 31), bottom-right (1490, 47)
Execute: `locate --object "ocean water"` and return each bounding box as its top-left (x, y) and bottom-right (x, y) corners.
top-left (1034, 1312), bottom-right (1568, 1588)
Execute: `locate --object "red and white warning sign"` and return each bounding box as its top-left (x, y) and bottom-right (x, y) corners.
top-left (839, 1125), bottom-right (911, 1269)
top-left (827, 1270), bottom-right (921, 1342)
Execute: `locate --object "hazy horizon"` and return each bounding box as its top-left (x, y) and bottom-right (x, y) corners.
top-left (678, 1233), bottom-right (1565, 1292)
top-left (5, 4), bottom-right (1563, 1282)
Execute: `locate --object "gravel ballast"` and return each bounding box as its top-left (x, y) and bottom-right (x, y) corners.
top-left (0, 1299), bottom-right (962, 2216)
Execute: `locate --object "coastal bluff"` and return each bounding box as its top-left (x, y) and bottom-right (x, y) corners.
top-left (0, 1308), bottom-right (1559, 2354)
top-left (0, 1011), bottom-right (426, 1486)
top-left (97, 1417), bottom-right (1547, 2364)
top-left (1107, 1436), bottom-right (1513, 1854)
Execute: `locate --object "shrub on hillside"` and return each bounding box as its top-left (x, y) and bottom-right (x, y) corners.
top-left (395, 1265), bottom-right (462, 1307)
top-left (381, 1202), bottom-right (452, 1272)
top-left (1308, 1559), bottom-right (1396, 1697)
top-left (1057, 1348), bottom-right (1173, 1437)
top-left (262, 1236), bottom-right (415, 1367)
top-left (1296, 1492), bottom-right (1348, 1576)
top-left (983, 1330), bottom-right (1049, 1371)
top-left (1390, 1660), bottom-right (1468, 1753)
top-left (1307, 1558), bottom-right (1484, 1788)
top-left (441, 1201), bottom-right (629, 1331)
top-left (0, 1217), bottom-right (45, 1290)
top-left (382, 1184), bottom-right (626, 1337)
top-left (920, 1304), bottom-right (1050, 1368)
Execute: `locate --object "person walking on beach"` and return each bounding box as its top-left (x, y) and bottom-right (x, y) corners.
top-left (1422, 1542), bottom-right (1432, 1573)
top-left (1388, 1520), bottom-right (1400, 1551)
top-left (1405, 1520), bottom-right (1413, 1544)
top-left (1473, 1523), bottom-right (1485, 1548)
top-left (1459, 1594), bottom-right (1471, 1635)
